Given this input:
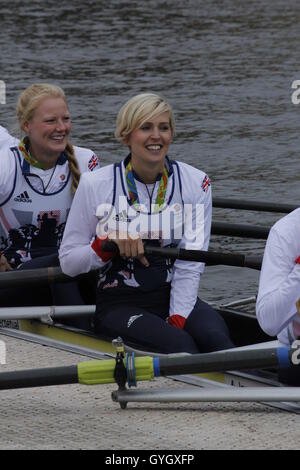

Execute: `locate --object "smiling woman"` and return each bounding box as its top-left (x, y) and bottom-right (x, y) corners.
top-left (21, 96), bottom-right (72, 170)
top-left (60, 92), bottom-right (235, 354)
top-left (0, 83), bottom-right (100, 315)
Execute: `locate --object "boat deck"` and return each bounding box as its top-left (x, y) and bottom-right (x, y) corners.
top-left (0, 332), bottom-right (299, 450)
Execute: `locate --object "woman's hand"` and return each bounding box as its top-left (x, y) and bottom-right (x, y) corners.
top-left (0, 254), bottom-right (13, 272)
top-left (110, 232), bottom-right (149, 267)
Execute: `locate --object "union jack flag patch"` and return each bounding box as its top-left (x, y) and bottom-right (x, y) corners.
top-left (201, 175), bottom-right (211, 192)
top-left (88, 154), bottom-right (100, 171)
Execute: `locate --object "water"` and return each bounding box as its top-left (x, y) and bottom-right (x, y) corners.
top-left (1, 0), bottom-right (300, 303)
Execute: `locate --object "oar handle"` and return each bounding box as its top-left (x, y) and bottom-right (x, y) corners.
top-left (101, 242), bottom-right (262, 270)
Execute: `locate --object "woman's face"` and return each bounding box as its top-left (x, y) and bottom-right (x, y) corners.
top-left (125, 112), bottom-right (172, 170)
top-left (23, 97), bottom-right (71, 163)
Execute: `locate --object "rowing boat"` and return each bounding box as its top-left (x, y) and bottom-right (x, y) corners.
top-left (3, 298), bottom-right (275, 387)
top-left (1, 196), bottom-right (296, 408)
top-left (1, 298), bottom-right (299, 412)
top-left (16, 297), bottom-right (271, 352)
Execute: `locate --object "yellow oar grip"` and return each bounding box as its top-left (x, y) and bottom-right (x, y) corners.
top-left (78, 356), bottom-right (155, 385)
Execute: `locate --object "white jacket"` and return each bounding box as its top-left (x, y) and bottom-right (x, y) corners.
top-left (256, 208), bottom-right (300, 345)
top-left (0, 125), bottom-right (100, 266)
top-left (60, 158), bottom-right (212, 319)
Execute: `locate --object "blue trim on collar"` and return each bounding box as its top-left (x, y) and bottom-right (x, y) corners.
top-left (123, 153), bottom-right (173, 182)
top-left (120, 154), bottom-right (176, 213)
top-left (57, 152), bottom-right (68, 165)
top-left (21, 158), bottom-right (30, 175)
top-left (21, 152), bottom-right (67, 174)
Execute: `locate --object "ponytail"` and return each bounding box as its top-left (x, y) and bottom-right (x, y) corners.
top-left (65, 143), bottom-right (81, 194)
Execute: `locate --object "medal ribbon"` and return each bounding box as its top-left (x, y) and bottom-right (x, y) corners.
top-left (18, 138), bottom-right (43, 169)
top-left (125, 160), bottom-right (168, 212)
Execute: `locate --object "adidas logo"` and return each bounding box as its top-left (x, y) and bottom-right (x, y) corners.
top-left (127, 314), bottom-right (143, 328)
top-left (113, 210), bottom-right (132, 223)
top-left (14, 191), bottom-right (32, 203)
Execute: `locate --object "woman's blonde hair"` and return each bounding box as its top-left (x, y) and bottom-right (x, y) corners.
top-left (115, 93), bottom-right (175, 141)
top-left (16, 83), bottom-right (80, 194)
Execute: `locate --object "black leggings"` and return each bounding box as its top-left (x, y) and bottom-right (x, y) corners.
top-left (95, 298), bottom-right (234, 354)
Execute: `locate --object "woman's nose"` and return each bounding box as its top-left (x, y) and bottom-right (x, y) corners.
top-left (150, 126), bottom-right (160, 139)
top-left (56, 119), bottom-right (67, 131)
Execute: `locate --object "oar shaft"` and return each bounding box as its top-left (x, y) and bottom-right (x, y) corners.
top-left (0, 267), bottom-right (71, 288)
top-left (211, 221), bottom-right (270, 239)
top-left (213, 197), bottom-right (298, 214)
top-left (157, 347), bottom-right (286, 376)
top-left (0, 347), bottom-right (295, 391)
top-left (0, 365), bottom-right (78, 390)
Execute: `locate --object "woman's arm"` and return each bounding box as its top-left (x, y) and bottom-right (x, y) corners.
top-left (59, 172), bottom-right (108, 276)
top-left (256, 223), bottom-right (300, 337)
top-left (0, 146), bottom-right (17, 202)
top-left (169, 169), bottom-right (212, 327)
top-left (0, 125), bottom-right (18, 148)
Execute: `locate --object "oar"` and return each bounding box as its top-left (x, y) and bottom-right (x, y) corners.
top-left (0, 266), bottom-right (72, 288)
top-left (0, 267), bottom-right (93, 289)
top-left (213, 197), bottom-right (298, 214)
top-left (0, 344), bottom-right (296, 391)
top-left (0, 246), bottom-right (262, 290)
top-left (211, 221), bottom-right (270, 239)
top-left (0, 305), bottom-right (95, 321)
top-left (112, 386), bottom-right (300, 404)
top-left (103, 242), bottom-right (263, 270)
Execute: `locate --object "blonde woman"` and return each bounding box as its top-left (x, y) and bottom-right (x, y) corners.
top-left (60, 93), bottom-right (233, 353)
top-left (0, 83), bottom-right (100, 311)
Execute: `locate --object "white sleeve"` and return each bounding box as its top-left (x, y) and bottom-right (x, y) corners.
top-left (74, 146), bottom-right (101, 174)
top-left (0, 126), bottom-right (18, 147)
top-left (0, 147), bottom-right (16, 202)
top-left (256, 225), bottom-right (300, 337)
top-left (169, 173), bottom-right (212, 318)
top-left (59, 173), bottom-right (106, 277)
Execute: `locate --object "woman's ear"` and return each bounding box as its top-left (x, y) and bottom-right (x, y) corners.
top-left (22, 121), bottom-right (30, 134)
top-left (122, 135), bottom-right (132, 149)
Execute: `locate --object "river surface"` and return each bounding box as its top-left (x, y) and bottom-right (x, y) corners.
top-left (1, 0), bottom-right (300, 304)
